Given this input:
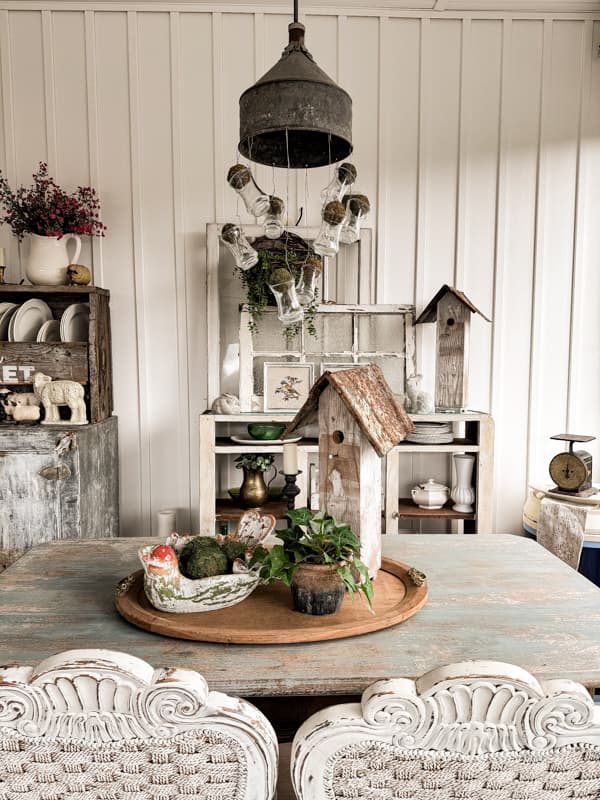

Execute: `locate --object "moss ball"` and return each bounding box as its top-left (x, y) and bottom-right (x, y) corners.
top-left (322, 201), bottom-right (346, 225)
top-left (269, 267), bottom-right (293, 286)
top-left (220, 539), bottom-right (246, 565)
top-left (179, 536), bottom-right (227, 579)
top-left (338, 162), bottom-right (357, 183)
top-left (227, 164), bottom-right (251, 189)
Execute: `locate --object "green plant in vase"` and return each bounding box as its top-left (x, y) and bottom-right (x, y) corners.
top-left (234, 453), bottom-right (277, 509)
top-left (250, 508), bottom-right (374, 615)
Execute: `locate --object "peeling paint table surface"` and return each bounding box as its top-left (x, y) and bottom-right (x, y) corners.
top-left (2, 535), bottom-right (600, 695)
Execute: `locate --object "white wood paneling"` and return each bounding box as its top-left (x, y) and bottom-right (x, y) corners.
top-left (0, 3), bottom-right (598, 535)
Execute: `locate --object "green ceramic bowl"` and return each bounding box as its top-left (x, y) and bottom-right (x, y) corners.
top-left (247, 422), bottom-right (286, 440)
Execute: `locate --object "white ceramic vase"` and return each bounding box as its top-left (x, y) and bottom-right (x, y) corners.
top-left (451, 453), bottom-right (475, 513)
top-left (25, 232), bottom-right (82, 286)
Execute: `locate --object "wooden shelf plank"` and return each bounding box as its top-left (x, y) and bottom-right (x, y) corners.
top-left (394, 438), bottom-right (479, 453)
top-left (397, 498), bottom-right (475, 520)
top-left (215, 499), bottom-right (289, 521)
top-left (215, 437), bottom-right (319, 453)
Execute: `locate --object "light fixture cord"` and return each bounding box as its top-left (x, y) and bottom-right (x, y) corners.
top-left (293, 0), bottom-right (298, 23)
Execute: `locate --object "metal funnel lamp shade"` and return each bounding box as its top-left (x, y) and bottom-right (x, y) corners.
top-left (238, 14), bottom-right (352, 169)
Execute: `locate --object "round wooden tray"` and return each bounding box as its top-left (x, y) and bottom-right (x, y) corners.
top-left (115, 558), bottom-right (428, 644)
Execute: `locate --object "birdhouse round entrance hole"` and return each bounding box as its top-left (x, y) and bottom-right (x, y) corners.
top-left (447, 318), bottom-right (455, 326)
top-left (332, 430), bottom-right (344, 444)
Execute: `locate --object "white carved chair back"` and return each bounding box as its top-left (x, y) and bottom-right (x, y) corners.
top-left (0, 649), bottom-right (277, 800)
top-left (291, 660), bottom-right (600, 800)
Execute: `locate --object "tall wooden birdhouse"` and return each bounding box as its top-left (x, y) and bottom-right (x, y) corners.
top-left (415, 285), bottom-right (491, 411)
top-left (283, 365), bottom-right (413, 578)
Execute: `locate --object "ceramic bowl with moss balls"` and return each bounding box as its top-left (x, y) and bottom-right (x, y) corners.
top-left (247, 422), bottom-right (286, 440)
top-left (138, 510), bottom-right (276, 613)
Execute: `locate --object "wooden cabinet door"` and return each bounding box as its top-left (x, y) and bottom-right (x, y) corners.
top-left (0, 447), bottom-right (79, 568)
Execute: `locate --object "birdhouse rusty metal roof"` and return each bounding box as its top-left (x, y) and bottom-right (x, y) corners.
top-left (283, 364), bottom-right (414, 457)
top-left (415, 285), bottom-right (492, 324)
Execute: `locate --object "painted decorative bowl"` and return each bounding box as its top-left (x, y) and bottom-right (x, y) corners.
top-left (247, 422), bottom-right (286, 440)
top-left (138, 510), bottom-right (276, 613)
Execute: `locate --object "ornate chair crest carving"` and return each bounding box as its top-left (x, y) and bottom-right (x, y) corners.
top-left (0, 649), bottom-right (277, 799)
top-left (291, 661), bottom-right (600, 799)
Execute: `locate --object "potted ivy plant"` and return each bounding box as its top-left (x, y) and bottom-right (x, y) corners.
top-left (234, 453), bottom-right (277, 508)
top-left (250, 508), bottom-right (374, 615)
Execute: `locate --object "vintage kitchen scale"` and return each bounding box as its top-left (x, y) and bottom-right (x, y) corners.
top-left (548, 434), bottom-right (597, 497)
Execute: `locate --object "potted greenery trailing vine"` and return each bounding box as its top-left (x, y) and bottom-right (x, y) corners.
top-left (235, 231), bottom-right (320, 341)
top-left (250, 508), bottom-right (374, 615)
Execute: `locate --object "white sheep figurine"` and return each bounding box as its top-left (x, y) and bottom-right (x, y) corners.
top-left (32, 372), bottom-right (88, 425)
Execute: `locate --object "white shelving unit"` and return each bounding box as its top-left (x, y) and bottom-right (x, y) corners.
top-left (199, 411), bottom-right (494, 535)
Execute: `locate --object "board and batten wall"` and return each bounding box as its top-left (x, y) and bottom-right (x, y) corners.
top-left (0, 2), bottom-right (598, 536)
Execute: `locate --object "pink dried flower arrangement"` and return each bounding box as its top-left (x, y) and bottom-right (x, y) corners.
top-left (0, 162), bottom-right (107, 241)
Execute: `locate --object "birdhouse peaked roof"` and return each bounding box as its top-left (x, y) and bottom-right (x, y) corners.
top-left (415, 284), bottom-right (492, 324)
top-left (283, 364), bottom-right (414, 457)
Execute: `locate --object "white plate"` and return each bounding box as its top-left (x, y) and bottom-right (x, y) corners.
top-left (230, 435), bottom-right (302, 445)
top-left (0, 303), bottom-right (18, 340)
top-left (36, 319), bottom-right (61, 342)
top-left (9, 299), bottom-right (53, 342)
top-left (405, 433), bottom-right (455, 444)
top-left (60, 303), bottom-right (90, 342)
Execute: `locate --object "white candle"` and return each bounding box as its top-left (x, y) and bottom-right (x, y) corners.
top-left (157, 508), bottom-right (177, 538)
top-left (283, 443), bottom-right (298, 475)
top-left (0, 247), bottom-right (5, 267)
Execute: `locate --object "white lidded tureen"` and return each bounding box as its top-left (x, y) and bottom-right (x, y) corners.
top-left (411, 479), bottom-right (450, 509)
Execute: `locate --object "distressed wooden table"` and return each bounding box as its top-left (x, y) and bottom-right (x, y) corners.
top-left (2, 535), bottom-right (600, 696)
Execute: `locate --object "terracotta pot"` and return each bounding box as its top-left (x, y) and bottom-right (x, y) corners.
top-left (290, 563), bottom-right (345, 616)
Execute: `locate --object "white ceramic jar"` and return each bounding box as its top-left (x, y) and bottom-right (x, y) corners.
top-left (411, 479), bottom-right (450, 509)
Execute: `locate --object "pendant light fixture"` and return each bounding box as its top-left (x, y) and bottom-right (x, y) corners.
top-left (238, 0), bottom-right (352, 169)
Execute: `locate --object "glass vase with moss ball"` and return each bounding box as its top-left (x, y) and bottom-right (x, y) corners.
top-left (295, 255), bottom-right (322, 305)
top-left (220, 223), bottom-right (259, 271)
top-left (340, 194), bottom-right (370, 244)
top-left (227, 164), bottom-right (270, 218)
top-left (313, 201), bottom-right (346, 257)
top-left (264, 196), bottom-right (285, 239)
top-left (268, 266), bottom-right (304, 325)
top-left (320, 162), bottom-right (357, 205)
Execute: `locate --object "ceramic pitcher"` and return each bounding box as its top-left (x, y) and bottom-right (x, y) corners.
top-left (25, 232), bottom-right (82, 286)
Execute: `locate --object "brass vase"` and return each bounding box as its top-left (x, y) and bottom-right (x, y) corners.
top-left (239, 467), bottom-right (268, 508)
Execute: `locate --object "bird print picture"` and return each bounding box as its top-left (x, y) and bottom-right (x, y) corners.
top-left (263, 363), bottom-right (314, 412)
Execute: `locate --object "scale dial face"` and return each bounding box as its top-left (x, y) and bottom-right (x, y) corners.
top-left (549, 452), bottom-right (590, 492)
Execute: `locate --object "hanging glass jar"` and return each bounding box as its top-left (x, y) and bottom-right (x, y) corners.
top-left (227, 164), bottom-right (270, 218)
top-left (295, 255), bottom-right (322, 305)
top-left (340, 194), bottom-right (370, 244)
top-left (320, 162), bottom-right (357, 205)
top-left (220, 223), bottom-right (259, 271)
top-left (313, 201), bottom-right (346, 257)
top-left (268, 267), bottom-right (304, 325)
top-left (263, 196), bottom-right (285, 239)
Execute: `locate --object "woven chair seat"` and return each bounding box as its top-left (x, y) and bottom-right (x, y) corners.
top-left (328, 741), bottom-right (600, 800)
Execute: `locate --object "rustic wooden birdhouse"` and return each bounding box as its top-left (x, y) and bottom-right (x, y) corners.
top-left (415, 285), bottom-right (491, 411)
top-left (283, 364), bottom-right (413, 578)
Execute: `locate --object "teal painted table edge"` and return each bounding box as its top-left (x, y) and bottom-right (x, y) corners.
top-left (1, 534), bottom-right (600, 696)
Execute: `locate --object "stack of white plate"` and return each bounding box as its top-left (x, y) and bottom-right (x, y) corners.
top-left (0, 299), bottom-right (90, 342)
top-left (1, 299), bottom-right (53, 342)
top-left (405, 421), bottom-right (454, 444)
top-left (59, 303), bottom-right (89, 342)
top-left (0, 302), bottom-right (18, 340)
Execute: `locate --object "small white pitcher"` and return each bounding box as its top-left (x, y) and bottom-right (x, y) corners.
top-left (25, 232), bottom-right (82, 286)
